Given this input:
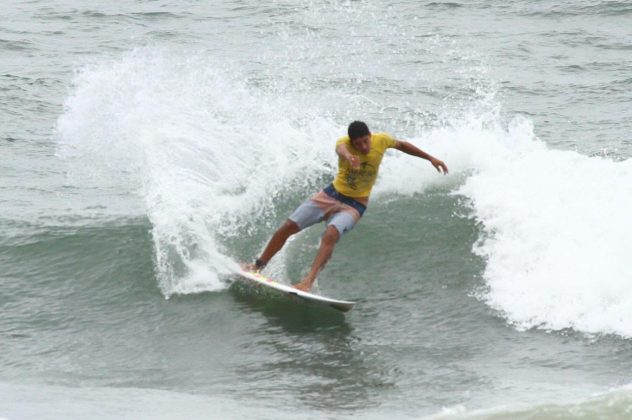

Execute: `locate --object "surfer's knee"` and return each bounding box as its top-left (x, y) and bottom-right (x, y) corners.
top-left (322, 226), bottom-right (340, 245)
top-left (280, 219), bottom-right (300, 236)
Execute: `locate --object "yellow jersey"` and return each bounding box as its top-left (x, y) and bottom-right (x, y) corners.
top-left (332, 132), bottom-right (397, 198)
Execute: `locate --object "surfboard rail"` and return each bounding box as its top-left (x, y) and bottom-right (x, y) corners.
top-left (236, 269), bottom-right (355, 312)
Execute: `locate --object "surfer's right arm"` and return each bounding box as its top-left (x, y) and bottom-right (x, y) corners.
top-left (336, 143), bottom-right (361, 168)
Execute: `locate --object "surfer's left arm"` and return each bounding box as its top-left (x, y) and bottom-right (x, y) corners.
top-left (394, 140), bottom-right (448, 175)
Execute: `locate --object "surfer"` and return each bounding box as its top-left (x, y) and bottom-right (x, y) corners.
top-left (244, 121), bottom-right (448, 292)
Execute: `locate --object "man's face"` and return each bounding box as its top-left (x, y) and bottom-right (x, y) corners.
top-left (351, 134), bottom-right (371, 154)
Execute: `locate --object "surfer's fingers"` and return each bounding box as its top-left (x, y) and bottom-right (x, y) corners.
top-left (433, 161), bottom-right (448, 174)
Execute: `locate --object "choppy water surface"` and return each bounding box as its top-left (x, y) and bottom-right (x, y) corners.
top-left (1, 1), bottom-right (631, 418)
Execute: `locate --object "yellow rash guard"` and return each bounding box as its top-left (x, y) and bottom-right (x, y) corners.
top-left (332, 132), bottom-right (397, 198)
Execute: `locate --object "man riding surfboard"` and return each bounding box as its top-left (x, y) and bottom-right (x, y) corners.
top-left (244, 121), bottom-right (448, 292)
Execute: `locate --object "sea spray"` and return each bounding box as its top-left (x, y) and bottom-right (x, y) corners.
top-left (57, 48), bottom-right (337, 296)
top-left (450, 117), bottom-right (632, 338)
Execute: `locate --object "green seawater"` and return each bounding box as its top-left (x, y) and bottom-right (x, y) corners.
top-left (2, 0), bottom-right (632, 418)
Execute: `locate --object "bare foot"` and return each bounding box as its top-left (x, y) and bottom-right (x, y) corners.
top-left (292, 280), bottom-right (313, 292)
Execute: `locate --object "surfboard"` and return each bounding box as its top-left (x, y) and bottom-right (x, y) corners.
top-left (235, 269), bottom-right (355, 312)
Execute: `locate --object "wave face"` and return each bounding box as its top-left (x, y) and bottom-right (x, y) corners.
top-left (360, 101), bottom-right (632, 338)
top-left (55, 43), bottom-right (632, 339)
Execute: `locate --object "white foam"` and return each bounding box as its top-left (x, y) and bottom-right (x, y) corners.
top-left (376, 105), bottom-right (632, 338)
top-left (57, 48), bottom-right (337, 296)
top-left (443, 114), bottom-right (632, 338)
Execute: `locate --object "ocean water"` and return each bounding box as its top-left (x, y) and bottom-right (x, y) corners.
top-left (1, 1), bottom-right (632, 418)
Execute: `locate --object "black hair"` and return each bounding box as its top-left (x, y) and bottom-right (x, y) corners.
top-left (347, 121), bottom-right (370, 140)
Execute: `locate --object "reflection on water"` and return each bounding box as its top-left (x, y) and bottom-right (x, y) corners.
top-left (229, 281), bottom-right (395, 412)
top-left (230, 280), bottom-right (349, 327)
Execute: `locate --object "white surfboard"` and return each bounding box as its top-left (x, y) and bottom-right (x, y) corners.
top-left (236, 269), bottom-right (355, 312)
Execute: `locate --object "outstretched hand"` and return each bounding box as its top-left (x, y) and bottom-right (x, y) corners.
top-left (431, 158), bottom-right (448, 175)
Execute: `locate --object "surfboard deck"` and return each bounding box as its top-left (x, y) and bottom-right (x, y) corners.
top-left (235, 269), bottom-right (355, 312)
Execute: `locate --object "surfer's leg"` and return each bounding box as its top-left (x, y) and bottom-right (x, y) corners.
top-left (293, 225), bottom-right (340, 292)
top-left (257, 219), bottom-right (301, 266)
top-left (247, 197), bottom-right (325, 270)
top-left (292, 206), bottom-right (360, 290)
